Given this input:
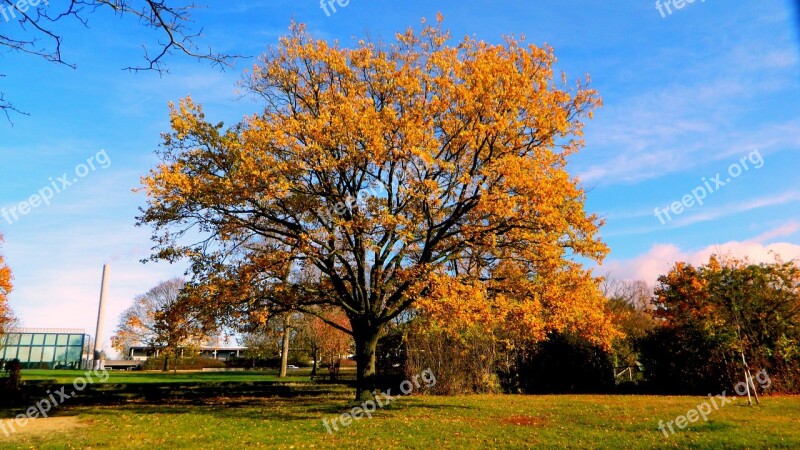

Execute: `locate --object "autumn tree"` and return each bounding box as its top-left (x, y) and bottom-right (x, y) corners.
top-left (0, 234), bottom-right (14, 337)
top-left (0, 0), bottom-right (236, 120)
top-left (139, 17), bottom-right (614, 400)
top-left (111, 278), bottom-right (206, 371)
top-left (642, 255), bottom-right (800, 393)
top-left (299, 308), bottom-right (353, 376)
top-left (247, 311), bottom-right (301, 378)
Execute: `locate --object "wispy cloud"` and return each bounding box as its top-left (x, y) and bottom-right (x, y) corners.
top-left (747, 221), bottom-right (800, 244)
top-left (600, 190), bottom-right (800, 237)
top-left (672, 191), bottom-right (800, 227)
top-left (575, 24), bottom-right (800, 187)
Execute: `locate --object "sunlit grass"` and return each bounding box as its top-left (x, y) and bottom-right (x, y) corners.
top-left (3, 372), bottom-right (800, 449)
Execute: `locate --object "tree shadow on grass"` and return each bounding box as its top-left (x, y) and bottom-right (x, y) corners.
top-left (1, 381), bottom-right (345, 414)
top-left (64, 393), bottom-right (478, 424)
top-left (1, 380), bottom-right (478, 424)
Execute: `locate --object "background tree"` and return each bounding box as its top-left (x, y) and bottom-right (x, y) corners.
top-left (641, 255), bottom-right (800, 393)
top-left (235, 311), bottom-right (304, 376)
top-left (139, 17), bottom-right (613, 400)
top-left (0, 234), bottom-right (14, 337)
top-left (602, 279), bottom-right (658, 373)
top-left (111, 278), bottom-right (206, 371)
top-left (299, 308), bottom-right (353, 377)
top-left (155, 292), bottom-right (208, 373)
top-left (0, 0), bottom-right (236, 120)
top-left (277, 312), bottom-right (294, 377)
top-left (239, 329), bottom-right (279, 368)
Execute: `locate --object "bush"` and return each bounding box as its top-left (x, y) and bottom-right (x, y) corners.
top-left (225, 355), bottom-right (309, 369)
top-left (645, 256), bottom-right (800, 394)
top-left (638, 324), bottom-right (800, 395)
top-left (141, 356), bottom-right (227, 371)
top-left (405, 323), bottom-right (501, 395)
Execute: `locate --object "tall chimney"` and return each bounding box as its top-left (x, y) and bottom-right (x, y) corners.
top-left (93, 263), bottom-right (110, 370)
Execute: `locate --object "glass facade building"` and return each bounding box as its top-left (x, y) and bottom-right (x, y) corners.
top-left (0, 328), bottom-right (91, 369)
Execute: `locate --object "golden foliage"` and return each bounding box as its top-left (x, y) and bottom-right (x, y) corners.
top-left (139, 17), bottom-right (615, 353)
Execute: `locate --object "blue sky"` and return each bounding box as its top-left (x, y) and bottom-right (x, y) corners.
top-left (1, 0), bottom-right (799, 354)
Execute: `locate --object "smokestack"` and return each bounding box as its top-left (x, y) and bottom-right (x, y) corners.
top-left (93, 263), bottom-right (110, 370)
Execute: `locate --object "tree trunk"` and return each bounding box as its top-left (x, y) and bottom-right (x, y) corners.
top-left (310, 348), bottom-right (319, 377)
top-left (162, 354), bottom-right (169, 372)
top-left (279, 320), bottom-right (291, 378)
top-left (354, 324), bottom-right (381, 402)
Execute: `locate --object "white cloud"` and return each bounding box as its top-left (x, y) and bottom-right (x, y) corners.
top-left (600, 237), bottom-right (800, 286)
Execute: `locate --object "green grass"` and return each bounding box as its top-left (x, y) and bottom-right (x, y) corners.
top-left (2, 372), bottom-right (800, 449)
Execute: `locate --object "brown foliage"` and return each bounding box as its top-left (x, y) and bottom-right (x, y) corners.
top-left (0, 234), bottom-right (14, 336)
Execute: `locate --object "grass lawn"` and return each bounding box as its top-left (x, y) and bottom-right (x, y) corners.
top-left (2, 371), bottom-right (799, 449)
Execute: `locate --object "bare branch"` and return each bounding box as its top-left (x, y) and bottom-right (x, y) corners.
top-left (0, 0), bottom-right (239, 120)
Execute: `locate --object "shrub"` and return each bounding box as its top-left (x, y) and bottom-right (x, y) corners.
top-left (225, 355), bottom-right (309, 369)
top-left (405, 323), bottom-right (500, 395)
top-left (141, 356), bottom-right (227, 371)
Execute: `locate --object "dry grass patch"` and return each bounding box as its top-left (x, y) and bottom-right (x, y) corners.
top-left (0, 416), bottom-right (87, 440)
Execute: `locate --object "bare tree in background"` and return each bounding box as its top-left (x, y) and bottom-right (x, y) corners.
top-left (602, 278), bottom-right (655, 313)
top-left (0, 0), bottom-right (237, 121)
top-left (601, 277), bottom-right (659, 372)
top-left (111, 277), bottom-right (207, 371)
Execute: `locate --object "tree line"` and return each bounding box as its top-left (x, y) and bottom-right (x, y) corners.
top-left (105, 253), bottom-right (800, 396)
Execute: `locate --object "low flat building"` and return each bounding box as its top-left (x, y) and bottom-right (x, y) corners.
top-left (127, 345), bottom-right (246, 361)
top-left (103, 359), bottom-right (143, 371)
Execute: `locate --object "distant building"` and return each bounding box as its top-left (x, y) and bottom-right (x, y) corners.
top-left (103, 359), bottom-right (142, 371)
top-left (127, 344), bottom-right (246, 361)
top-left (0, 328), bottom-right (92, 369)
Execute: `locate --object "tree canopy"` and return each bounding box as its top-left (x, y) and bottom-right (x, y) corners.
top-left (138, 17), bottom-right (614, 399)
